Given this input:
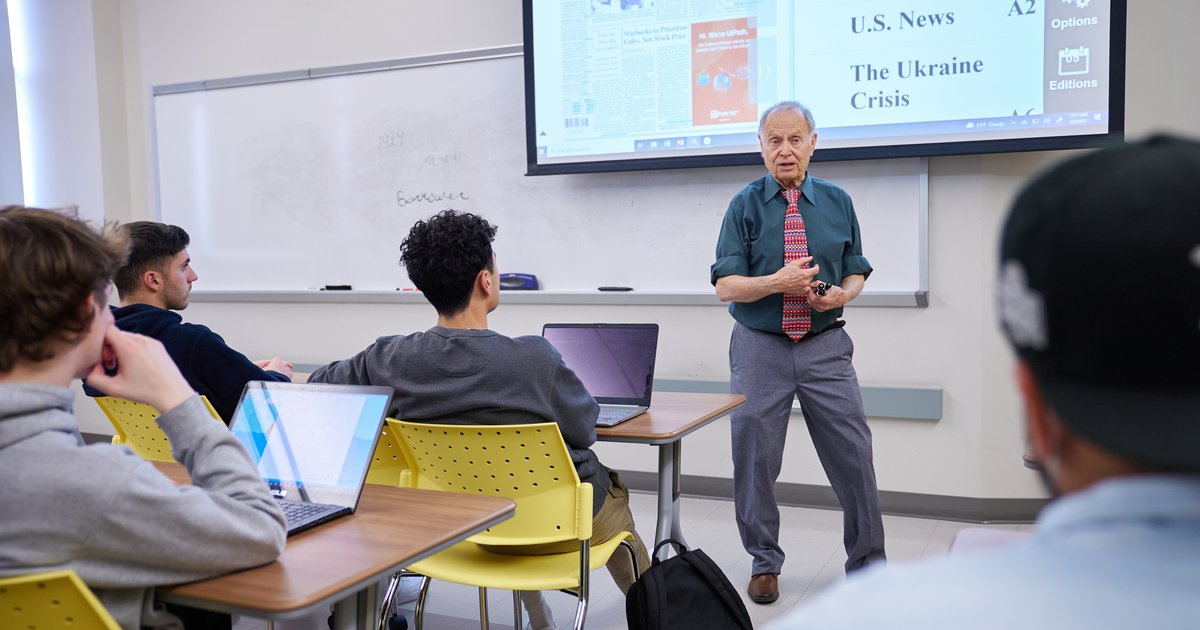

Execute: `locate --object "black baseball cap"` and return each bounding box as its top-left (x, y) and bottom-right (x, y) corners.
top-left (998, 135), bottom-right (1200, 470)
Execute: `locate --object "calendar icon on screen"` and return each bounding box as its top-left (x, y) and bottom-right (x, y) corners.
top-left (1058, 47), bottom-right (1090, 76)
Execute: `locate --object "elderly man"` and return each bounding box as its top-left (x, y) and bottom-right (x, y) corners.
top-left (711, 101), bottom-right (886, 603)
top-left (766, 135), bottom-right (1200, 628)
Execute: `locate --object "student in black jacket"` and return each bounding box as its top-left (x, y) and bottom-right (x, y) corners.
top-left (85, 222), bottom-right (292, 421)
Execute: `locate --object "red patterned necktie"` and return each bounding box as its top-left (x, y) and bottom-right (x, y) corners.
top-left (782, 188), bottom-right (811, 341)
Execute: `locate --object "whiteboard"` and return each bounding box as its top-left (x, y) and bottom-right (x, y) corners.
top-left (153, 50), bottom-right (926, 295)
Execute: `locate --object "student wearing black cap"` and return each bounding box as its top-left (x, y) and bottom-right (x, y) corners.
top-left (765, 135), bottom-right (1200, 629)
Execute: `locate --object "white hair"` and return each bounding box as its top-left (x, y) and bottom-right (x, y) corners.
top-left (758, 101), bottom-right (816, 134)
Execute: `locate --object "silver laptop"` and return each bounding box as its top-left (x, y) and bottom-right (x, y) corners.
top-left (229, 381), bottom-right (393, 535)
top-left (542, 323), bottom-right (659, 427)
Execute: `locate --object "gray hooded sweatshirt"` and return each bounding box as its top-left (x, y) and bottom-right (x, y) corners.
top-left (0, 384), bottom-right (286, 629)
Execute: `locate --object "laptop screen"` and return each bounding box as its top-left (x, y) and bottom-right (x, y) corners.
top-left (542, 323), bottom-right (659, 406)
top-left (229, 381), bottom-right (392, 508)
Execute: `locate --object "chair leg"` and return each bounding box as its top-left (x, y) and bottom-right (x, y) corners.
top-left (620, 539), bottom-right (641, 580)
top-left (512, 590), bottom-right (523, 630)
top-left (414, 577), bottom-right (432, 630)
top-left (478, 586), bottom-right (490, 630)
top-left (376, 572), bottom-right (401, 630)
top-left (572, 540), bottom-right (591, 630)
top-left (378, 570), bottom-right (426, 630)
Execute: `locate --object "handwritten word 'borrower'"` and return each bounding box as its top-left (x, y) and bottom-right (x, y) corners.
top-left (396, 190), bottom-right (470, 207)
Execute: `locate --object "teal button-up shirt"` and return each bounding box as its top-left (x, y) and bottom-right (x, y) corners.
top-left (711, 173), bottom-right (872, 337)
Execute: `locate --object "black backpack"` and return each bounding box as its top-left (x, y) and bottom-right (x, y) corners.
top-left (626, 539), bottom-right (754, 630)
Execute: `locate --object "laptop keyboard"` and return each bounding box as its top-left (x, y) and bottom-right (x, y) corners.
top-left (598, 407), bottom-right (635, 422)
top-left (277, 500), bottom-right (332, 523)
top-left (275, 498), bottom-right (349, 535)
top-left (597, 406), bottom-right (647, 426)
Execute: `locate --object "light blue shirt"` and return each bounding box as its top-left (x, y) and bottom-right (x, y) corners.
top-left (767, 475), bottom-right (1200, 630)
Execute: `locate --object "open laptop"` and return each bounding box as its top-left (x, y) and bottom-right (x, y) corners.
top-left (542, 323), bottom-right (659, 427)
top-left (229, 381), bottom-right (393, 536)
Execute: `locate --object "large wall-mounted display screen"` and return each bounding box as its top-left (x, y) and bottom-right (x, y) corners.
top-left (524, 0), bottom-right (1125, 174)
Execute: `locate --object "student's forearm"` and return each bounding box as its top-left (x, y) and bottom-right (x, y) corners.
top-left (88, 397), bottom-right (286, 582)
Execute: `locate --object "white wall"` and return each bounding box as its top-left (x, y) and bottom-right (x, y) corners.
top-left (4, 0), bottom-right (106, 219)
top-left (0, 2), bottom-right (22, 203)
top-left (91, 0), bottom-right (133, 224)
top-left (62, 0), bottom-right (1200, 500)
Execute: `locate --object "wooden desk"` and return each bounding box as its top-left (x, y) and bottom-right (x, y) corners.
top-left (152, 463), bottom-right (514, 628)
top-left (595, 391), bottom-right (746, 557)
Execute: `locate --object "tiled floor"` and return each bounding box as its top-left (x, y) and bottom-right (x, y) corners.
top-left (235, 491), bottom-right (1033, 629)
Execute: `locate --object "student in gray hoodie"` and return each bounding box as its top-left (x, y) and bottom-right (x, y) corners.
top-left (0, 206), bottom-right (287, 629)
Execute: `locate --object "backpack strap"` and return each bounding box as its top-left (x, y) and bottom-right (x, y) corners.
top-left (650, 538), bottom-right (688, 564)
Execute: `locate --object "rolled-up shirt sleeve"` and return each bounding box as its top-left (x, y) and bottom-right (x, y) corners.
top-left (841, 202), bottom-right (873, 281)
top-left (711, 198), bottom-right (750, 284)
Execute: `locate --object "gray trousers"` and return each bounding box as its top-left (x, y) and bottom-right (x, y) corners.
top-left (729, 323), bottom-right (886, 575)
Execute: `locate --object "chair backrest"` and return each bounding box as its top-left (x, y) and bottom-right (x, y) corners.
top-left (94, 396), bottom-right (222, 462)
top-left (365, 418), bottom-right (412, 487)
top-left (389, 419), bottom-right (591, 547)
top-left (0, 569), bottom-right (120, 629)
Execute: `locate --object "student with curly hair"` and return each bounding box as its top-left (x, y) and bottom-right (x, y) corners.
top-left (310, 209), bottom-right (650, 630)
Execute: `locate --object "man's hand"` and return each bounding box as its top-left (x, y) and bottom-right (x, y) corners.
top-left (770, 257), bottom-right (820, 295)
top-left (256, 357), bottom-right (294, 378)
top-left (715, 258), bottom-right (832, 304)
top-left (85, 327), bottom-right (194, 413)
top-left (808, 284), bottom-right (848, 312)
top-left (808, 274), bottom-right (866, 312)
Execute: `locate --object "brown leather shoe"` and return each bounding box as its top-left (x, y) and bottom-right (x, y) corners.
top-left (748, 573), bottom-right (779, 604)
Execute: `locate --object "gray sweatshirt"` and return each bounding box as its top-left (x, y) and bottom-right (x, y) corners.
top-left (0, 384), bottom-right (287, 629)
top-left (309, 326), bottom-right (612, 511)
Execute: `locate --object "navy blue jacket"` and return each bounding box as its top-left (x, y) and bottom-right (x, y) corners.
top-left (83, 304), bottom-right (290, 422)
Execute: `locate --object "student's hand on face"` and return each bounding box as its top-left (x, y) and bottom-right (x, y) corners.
top-left (258, 357), bottom-right (294, 378)
top-left (86, 327), bottom-right (195, 413)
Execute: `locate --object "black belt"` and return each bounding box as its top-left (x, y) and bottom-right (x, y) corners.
top-left (793, 320), bottom-right (845, 343)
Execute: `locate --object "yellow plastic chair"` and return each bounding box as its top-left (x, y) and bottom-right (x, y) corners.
top-left (365, 419), bottom-right (412, 488)
top-left (389, 419), bottom-right (639, 630)
top-left (0, 569), bottom-right (120, 629)
top-left (94, 396), bottom-right (222, 462)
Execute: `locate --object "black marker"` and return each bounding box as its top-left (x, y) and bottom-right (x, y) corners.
top-left (598, 286), bottom-right (634, 291)
top-left (321, 284), bottom-right (353, 291)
